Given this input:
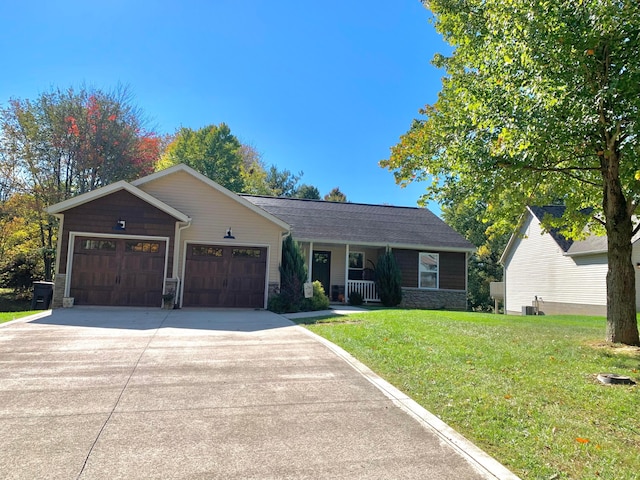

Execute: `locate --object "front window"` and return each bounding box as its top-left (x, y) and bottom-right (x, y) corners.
top-left (348, 251), bottom-right (364, 280)
top-left (419, 252), bottom-right (439, 289)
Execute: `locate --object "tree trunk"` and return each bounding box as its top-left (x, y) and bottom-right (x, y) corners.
top-left (603, 159), bottom-right (640, 346)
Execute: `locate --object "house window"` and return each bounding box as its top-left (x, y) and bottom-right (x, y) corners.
top-left (81, 240), bottom-right (116, 251)
top-left (192, 246), bottom-right (223, 257)
top-left (126, 241), bottom-right (160, 253)
top-left (348, 251), bottom-right (364, 280)
top-left (419, 252), bottom-right (439, 289)
top-left (232, 248), bottom-right (262, 258)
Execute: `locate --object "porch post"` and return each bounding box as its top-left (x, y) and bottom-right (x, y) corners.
top-left (307, 242), bottom-right (313, 283)
top-left (345, 244), bottom-right (350, 302)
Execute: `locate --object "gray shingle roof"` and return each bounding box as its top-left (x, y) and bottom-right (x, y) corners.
top-left (528, 206), bottom-right (608, 256)
top-left (242, 196), bottom-right (475, 251)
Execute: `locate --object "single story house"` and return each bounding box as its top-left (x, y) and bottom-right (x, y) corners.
top-left (500, 205), bottom-right (640, 315)
top-left (47, 164), bottom-right (475, 310)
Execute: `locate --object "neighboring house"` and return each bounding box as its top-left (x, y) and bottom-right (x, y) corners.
top-left (47, 164), bottom-right (474, 310)
top-left (500, 206), bottom-right (640, 316)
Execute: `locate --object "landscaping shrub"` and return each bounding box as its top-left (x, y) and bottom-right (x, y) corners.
top-left (348, 290), bottom-right (363, 306)
top-left (0, 253), bottom-right (42, 297)
top-left (375, 250), bottom-right (402, 307)
top-left (268, 235), bottom-right (308, 313)
top-left (301, 280), bottom-right (330, 311)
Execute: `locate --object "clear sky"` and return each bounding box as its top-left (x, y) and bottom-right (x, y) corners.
top-left (0, 1), bottom-right (448, 212)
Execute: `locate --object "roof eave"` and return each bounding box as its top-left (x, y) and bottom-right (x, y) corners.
top-left (46, 181), bottom-right (191, 222)
top-left (293, 238), bottom-right (475, 253)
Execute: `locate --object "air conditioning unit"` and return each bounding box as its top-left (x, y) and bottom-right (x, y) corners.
top-left (522, 305), bottom-right (536, 315)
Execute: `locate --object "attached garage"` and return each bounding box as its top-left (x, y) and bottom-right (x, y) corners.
top-left (183, 244), bottom-right (267, 308)
top-left (70, 236), bottom-right (168, 307)
top-left (47, 167), bottom-right (289, 310)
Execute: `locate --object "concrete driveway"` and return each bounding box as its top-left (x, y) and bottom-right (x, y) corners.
top-left (0, 308), bottom-right (518, 479)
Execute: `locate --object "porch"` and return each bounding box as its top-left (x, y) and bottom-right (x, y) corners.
top-left (300, 242), bottom-right (383, 304)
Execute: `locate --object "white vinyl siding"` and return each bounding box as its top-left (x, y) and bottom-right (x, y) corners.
top-left (503, 213), bottom-right (608, 314)
top-left (137, 170), bottom-right (285, 286)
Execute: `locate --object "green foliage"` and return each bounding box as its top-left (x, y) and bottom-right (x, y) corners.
top-left (348, 290), bottom-right (363, 306)
top-left (374, 251), bottom-right (402, 307)
top-left (159, 123), bottom-right (245, 192)
top-left (275, 235), bottom-right (308, 312)
top-left (381, 0), bottom-right (640, 344)
top-left (301, 280), bottom-right (330, 311)
top-left (294, 184), bottom-right (321, 200)
top-left (441, 199), bottom-right (509, 311)
top-left (324, 187), bottom-right (347, 202)
top-left (0, 85), bottom-right (158, 281)
top-left (0, 253), bottom-right (42, 293)
top-left (304, 310), bottom-right (640, 480)
top-left (265, 166), bottom-right (303, 197)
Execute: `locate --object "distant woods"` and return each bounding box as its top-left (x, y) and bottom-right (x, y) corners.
top-left (0, 85), bottom-right (347, 292)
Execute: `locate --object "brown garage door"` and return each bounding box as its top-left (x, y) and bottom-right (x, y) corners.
top-left (70, 237), bottom-right (166, 307)
top-left (183, 244), bottom-right (267, 308)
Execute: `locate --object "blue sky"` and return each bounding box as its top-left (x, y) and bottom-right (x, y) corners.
top-left (0, 1), bottom-right (448, 212)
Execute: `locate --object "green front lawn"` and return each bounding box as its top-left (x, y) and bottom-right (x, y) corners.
top-left (301, 310), bottom-right (639, 480)
top-left (0, 311), bottom-right (42, 324)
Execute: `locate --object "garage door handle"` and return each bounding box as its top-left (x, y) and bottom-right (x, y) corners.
top-left (115, 275), bottom-right (120, 285)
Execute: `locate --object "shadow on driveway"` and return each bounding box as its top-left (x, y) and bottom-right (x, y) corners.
top-left (27, 307), bottom-right (294, 332)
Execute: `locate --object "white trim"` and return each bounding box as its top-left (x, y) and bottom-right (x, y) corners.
top-left (132, 163), bottom-right (291, 231)
top-left (344, 244), bottom-right (350, 302)
top-left (52, 214), bottom-right (64, 275)
top-left (307, 242), bottom-right (314, 283)
top-left (65, 232), bottom-right (171, 306)
top-left (180, 240), bottom-right (271, 309)
top-left (292, 238), bottom-right (475, 253)
top-left (47, 181), bottom-right (190, 222)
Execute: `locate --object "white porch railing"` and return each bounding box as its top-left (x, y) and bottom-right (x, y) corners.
top-left (347, 280), bottom-right (380, 303)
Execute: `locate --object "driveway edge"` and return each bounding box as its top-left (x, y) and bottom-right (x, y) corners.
top-left (295, 324), bottom-right (521, 480)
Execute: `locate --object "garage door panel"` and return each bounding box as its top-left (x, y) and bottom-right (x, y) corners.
top-left (71, 237), bottom-right (166, 307)
top-left (184, 245), bottom-right (267, 308)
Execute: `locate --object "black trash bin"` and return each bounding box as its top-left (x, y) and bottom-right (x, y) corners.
top-left (31, 281), bottom-right (54, 310)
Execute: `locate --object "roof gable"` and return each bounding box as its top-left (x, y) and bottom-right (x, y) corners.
top-left (47, 180), bottom-right (190, 222)
top-left (243, 196), bottom-right (475, 251)
top-left (132, 164), bottom-right (290, 231)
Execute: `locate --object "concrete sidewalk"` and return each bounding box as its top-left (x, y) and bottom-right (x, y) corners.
top-left (0, 308), bottom-right (518, 479)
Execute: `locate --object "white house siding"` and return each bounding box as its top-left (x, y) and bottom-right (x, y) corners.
top-left (137, 170), bottom-right (286, 287)
top-left (503, 213), bottom-right (608, 315)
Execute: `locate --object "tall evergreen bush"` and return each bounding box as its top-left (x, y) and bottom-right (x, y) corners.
top-left (277, 235), bottom-right (307, 311)
top-left (375, 250), bottom-right (402, 307)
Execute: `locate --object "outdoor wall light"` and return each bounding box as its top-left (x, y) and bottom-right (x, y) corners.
top-left (113, 218), bottom-right (126, 231)
top-left (224, 228), bottom-right (235, 239)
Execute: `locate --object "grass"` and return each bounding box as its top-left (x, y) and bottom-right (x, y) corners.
top-left (300, 310), bottom-right (640, 480)
top-left (0, 288), bottom-right (43, 323)
top-left (0, 311), bottom-right (41, 324)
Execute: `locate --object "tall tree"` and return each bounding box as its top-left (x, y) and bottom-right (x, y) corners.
top-left (324, 187), bottom-right (347, 203)
top-left (295, 184), bottom-right (321, 200)
top-left (265, 166), bottom-right (303, 197)
top-left (0, 85), bottom-right (159, 280)
top-left (159, 123), bottom-right (245, 192)
top-left (381, 0), bottom-right (640, 345)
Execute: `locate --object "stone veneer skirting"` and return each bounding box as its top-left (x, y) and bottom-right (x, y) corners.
top-left (51, 273), bottom-right (67, 309)
top-left (399, 288), bottom-right (467, 311)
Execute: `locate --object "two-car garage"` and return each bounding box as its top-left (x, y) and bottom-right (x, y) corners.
top-left (69, 236), bottom-right (268, 309)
